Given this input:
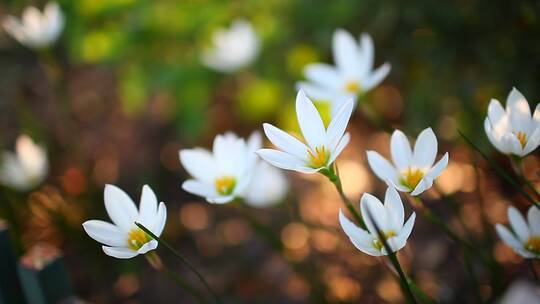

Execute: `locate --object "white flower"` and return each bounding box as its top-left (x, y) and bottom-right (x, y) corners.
top-left (201, 19), bottom-right (260, 73)
top-left (496, 206), bottom-right (540, 259)
top-left (257, 90), bottom-right (353, 174)
top-left (0, 135), bottom-right (48, 191)
top-left (484, 87), bottom-right (540, 157)
top-left (2, 2), bottom-right (64, 49)
top-left (339, 186), bottom-right (416, 256)
top-left (243, 161), bottom-right (288, 208)
top-left (297, 29), bottom-right (390, 115)
top-left (367, 128), bottom-right (449, 196)
top-left (180, 132), bottom-right (260, 204)
top-left (83, 185), bottom-right (167, 259)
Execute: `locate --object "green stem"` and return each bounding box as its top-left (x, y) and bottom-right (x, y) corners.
top-left (235, 202), bottom-right (283, 251)
top-left (511, 157), bottom-right (540, 201)
top-left (136, 223), bottom-right (223, 304)
top-left (432, 184), bottom-right (475, 243)
top-left (463, 251), bottom-right (482, 303)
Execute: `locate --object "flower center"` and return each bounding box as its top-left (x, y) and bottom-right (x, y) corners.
top-left (307, 146), bottom-right (330, 168)
top-left (525, 236), bottom-right (540, 255)
top-left (515, 131), bottom-right (527, 148)
top-left (127, 228), bottom-right (152, 250)
top-left (214, 176), bottom-right (236, 195)
top-left (372, 230), bottom-right (398, 251)
top-left (399, 168), bottom-right (424, 191)
top-left (344, 80), bottom-right (360, 93)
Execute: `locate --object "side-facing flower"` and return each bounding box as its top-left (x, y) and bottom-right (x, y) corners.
top-left (496, 206), bottom-right (540, 258)
top-left (0, 134), bottom-right (48, 191)
top-left (83, 185), bottom-right (167, 259)
top-left (257, 90), bottom-right (353, 174)
top-left (180, 132), bottom-right (260, 204)
top-left (484, 87), bottom-right (540, 157)
top-left (339, 186), bottom-right (416, 256)
top-left (243, 161), bottom-right (288, 208)
top-left (297, 29), bottom-right (390, 115)
top-left (2, 2), bottom-right (64, 49)
top-left (367, 128), bottom-right (449, 196)
top-left (201, 19), bottom-right (260, 73)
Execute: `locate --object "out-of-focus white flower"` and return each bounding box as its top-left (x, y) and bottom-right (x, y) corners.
top-left (498, 280), bottom-right (540, 304)
top-left (484, 87), bottom-right (540, 157)
top-left (496, 206), bottom-right (540, 259)
top-left (297, 29), bottom-right (390, 115)
top-left (339, 186), bottom-right (415, 256)
top-left (83, 185), bottom-right (167, 259)
top-left (0, 135), bottom-right (48, 191)
top-left (2, 2), bottom-right (64, 49)
top-left (243, 161), bottom-right (288, 208)
top-left (180, 132), bottom-right (260, 204)
top-left (367, 128), bottom-right (448, 196)
top-left (257, 90), bottom-right (353, 174)
top-left (201, 19), bottom-right (260, 73)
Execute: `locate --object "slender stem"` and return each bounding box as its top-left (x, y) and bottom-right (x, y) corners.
top-left (529, 259), bottom-right (539, 282)
top-left (136, 223), bottom-right (223, 304)
top-left (432, 184), bottom-right (475, 243)
top-left (235, 202), bottom-right (283, 251)
top-left (462, 251), bottom-right (482, 303)
top-left (511, 157), bottom-right (540, 200)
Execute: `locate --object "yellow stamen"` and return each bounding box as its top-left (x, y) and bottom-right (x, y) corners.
top-left (127, 228), bottom-right (152, 250)
top-left (372, 230), bottom-right (397, 251)
top-left (515, 131), bottom-right (527, 149)
top-left (214, 176), bottom-right (236, 195)
top-left (307, 146), bottom-right (330, 168)
top-left (399, 168), bottom-right (425, 191)
top-left (344, 80), bottom-right (360, 93)
top-left (526, 236), bottom-right (540, 255)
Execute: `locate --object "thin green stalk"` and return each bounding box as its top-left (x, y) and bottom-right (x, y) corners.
top-left (463, 251), bottom-right (482, 303)
top-left (511, 157), bottom-right (540, 201)
top-left (136, 223), bottom-right (223, 304)
top-left (235, 202), bottom-right (283, 251)
top-left (432, 184), bottom-right (475, 243)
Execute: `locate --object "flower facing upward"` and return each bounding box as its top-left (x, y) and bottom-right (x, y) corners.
top-left (484, 87), bottom-right (540, 157)
top-left (201, 19), bottom-right (260, 73)
top-left (297, 29), bottom-right (390, 115)
top-left (496, 206), bottom-right (540, 259)
top-left (257, 90), bottom-right (353, 173)
top-left (179, 132), bottom-right (260, 204)
top-left (367, 128), bottom-right (449, 196)
top-left (0, 135), bottom-right (48, 191)
top-left (339, 186), bottom-right (416, 256)
top-left (2, 2), bottom-right (64, 49)
top-left (83, 185), bottom-right (167, 259)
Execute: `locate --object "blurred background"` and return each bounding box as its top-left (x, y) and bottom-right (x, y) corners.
top-left (1, 0), bottom-right (540, 303)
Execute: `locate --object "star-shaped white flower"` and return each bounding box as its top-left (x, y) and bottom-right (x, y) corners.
top-left (201, 19), bottom-right (260, 73)
top-left (180, 132), bottom-right (260, 204)
top-left (339, 186), bottom-right (416, 256)
top-left (83, 185), bottom-right (167, 259)
top-left (0, 134), bottom-right (48, 191)
top-left (257, 90), bottom-right (353, 174)
top-left (496, 206), bottom-right (540, 259)
top-left (484, 87), bottom-right (540, 157)
top-left (2, 2), bottom-right (64, 49)
top-left (367, 128), bottom-right (449, 196)
top-left (297, 29), bottom-right (390, 115)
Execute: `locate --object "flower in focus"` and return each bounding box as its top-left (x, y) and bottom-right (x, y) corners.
top-left (496, 206), bottom-right (540, 259)
top-left (201, 19), bottom-right (260, 73)
top-left (0, 134), bottom-right (48, 191)
top-left (257, 90), bottom-right (353, 174)
top-left (297, 29), bottom-right (390, 115)
top-left (484, 87), bottom-right (540, 157)
top-left (367, 128), bottom-right (448, 196)
top-left (180, 132), bottom-right (261, 204)
top-left (339, 186), bottom-right (416, 256)
top-left (2, 2), bottom-right (64, 49)
top-left (83, 185), bottom-right (167, 259)
top-left (243, 161), bottom-right (288, 208)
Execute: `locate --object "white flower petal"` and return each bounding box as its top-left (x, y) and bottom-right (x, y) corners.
top-left (139, 185), bottom-right (158, 227)
top-left (102, 246), bottom-right (138, 259)
top-left (413, 128), bottom-right (438, 168)
top-left (384, 186), bottom-right (404, 229)
top-left (366, 151), bottom-right (398, 183)
top-left (104, 184), bottom-right (139, 232)
top-left (523, 128), bottom-right (540, 155)
top-left (327, 100), bottom-right (354, 150)
top-left (339, 209), bottom-right (381, 256)
top-left (257, 149), bottom-right (318, 173)
top-left (304, 63), bottom-right (343, 89)
top-left (207, 195), bottom-right (235, 204)
top-left (263, 123), bottom-right (309, 160)
top-left (332, 29), bottom-right (361, 76)
top-left (508, 207), bottom-right (531, 242)
top-left (328, 133), bottom-right (350, 165)
top-left (496, 224), bottom-right (524, 254)
top-left (425, 152), bottom-right (449, 180)
top-left (363, 63), bottom-right (391, 91)
top-left (390, 130), bottom-right (412, 170)
top-left (182, 180), bottom-right (216, 199)
top-left (296, 81), bottom-right (338, 101)
top-left (179, 149), bottom-right (217, 183)
top-left (361, 193), bottom-right (390, 235)
top-left (82, 220), bottom-right (126, 247)
top-left (137, 240), bottom-right (158, 255)
top-left (153, 202), bottom-right (167, 237)
top-left (296, 90), bottom-right (326, 149)
top-left (358, 33), bottom-right (374, 76)
top-left (398, 212), bottom-right (416, 244)
top-left (507, 87), bottom-right (531, 131)
top-left (487, 98), bottom-right (506, 126)
top-left (410, 176), bottom-right (433, 196)
top-left (527, 206), bottom-right (540, 236)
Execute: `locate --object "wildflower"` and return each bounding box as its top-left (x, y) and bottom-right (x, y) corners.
top-left (496, 206), bottom-right (540, 258)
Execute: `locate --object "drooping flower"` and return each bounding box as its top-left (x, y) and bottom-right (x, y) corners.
top-left (243, 161), bottom-right (288, 208)
top-left (2, 2), bottom-right (64, 49)
top-left (257, 90), bottom-right (353, 174)
top-left (179, 132), bottom-right (260, 204)
top-left (297, 29), bottom-right (390, 115)
top-left (83, 185), bottom-right (167, 259)
top-left (366, 128), bottom-right (449, 196)
top-left (484, 87), bottom-right (540, 157)
top-left (496, 206), bottom-right (540, 259)
top-left (0, 135), bottom-right (48, 191)
top-left (201, 19), bottom-right (260, 73)
top-left (339, 186), bottom-right (416, 256)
